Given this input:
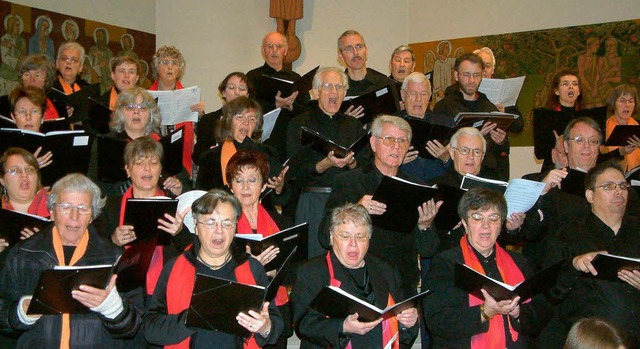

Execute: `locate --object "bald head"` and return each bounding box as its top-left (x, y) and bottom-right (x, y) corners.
top-left (261, 32), bottom-right (288, 71)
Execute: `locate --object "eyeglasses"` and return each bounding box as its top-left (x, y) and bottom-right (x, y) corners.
top-left (341, 44), bottom-right (366, 54)
top-left (123, 103), bottom-right (149, 112)
top-left (468, 212), bottom-right (502, 225)
top-left (263, 43), bottom-right (285, 50)
top-left (4, 166), bottom-right (37, 176)
top-left (234, 113), bottom-right (258, 123)
top-left (334, 232), bottom-right (369, 242)
top-left (21, 72), bottom-right (45, 81)
top-left (457, 72), bottom-right (482, 79)
top-left (592, 182), bottom-right (630, 191)
top-left (159, 60), bottom-right (179, 66)
top-left (616, 98), bottom-right (635, 104)
top-left (58, 56), bottom-right (79, 64)
top-left (376, 136), bottom-right (409, 148)
top-left (319, 83), bottom-right (346, 92)
top-left (14, 109), bottom-right (43, 118)
top-left (226, 84), bottom-right (247, 92)
top-left (453, 147), bottom-right (484, 157)
top-left (559, 81), bottom-right (580, 88)
top-left (568, 136), bottom-right (600, 147)
top-left (233, 177), bottom-right (261, 187)
top-left (195, 218), bottom-right (237, 231)
top-left (407, 91), bottom-right (430, 100)
top-left (55, 203), bottom-right (92, 215)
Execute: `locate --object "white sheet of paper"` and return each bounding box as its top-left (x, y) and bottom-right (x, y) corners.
top-left (261, 108), bottom-right (282, 142)
top-left (504, 178), bottom-right (545, 215)
top-left (148, 86), bottom-right (201, 125)
top-left (478, 76), bottom-right (525, 107)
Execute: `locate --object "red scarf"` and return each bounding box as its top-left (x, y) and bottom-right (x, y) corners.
top-left (237, 204), bottom-right (288, 306)
top-left (119, 186), bottom-right (166, 295)
top-left (1, 188), bottom-right (50, 217)
top-left (325, 253), bottom-right (399, 349)
top-left (149, 80), bottom-right (195, 177)
top-left (460, 236), bottom-right (524, 349)
top-left (44, 98), bottom-right (60, 120)
top-left (165, 250), bottom-right (260, 349)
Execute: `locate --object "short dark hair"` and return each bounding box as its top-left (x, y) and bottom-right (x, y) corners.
top-left (457, 187), bottom-right (507, 223)
top-left (9, 86), bottom-right (47, 115)
top-left (217, 72), bottom-right (253, 100)
top-left (584, 161), bottom-right (624, 191)
top-left (218, 96), bottom-right (263, 142)
top-left (226, 150), bottom-right (270, 185)
top-left (0, 147), bottom-right (42, 189)
top-left (454, 53), bottom-right (484, 72)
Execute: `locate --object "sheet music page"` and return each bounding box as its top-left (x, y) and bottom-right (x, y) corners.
top-left (261, 108), bottom-right (282, 142)
top-left (478, 76), bottom-right (525, 106)
top-left (504, 178), bottom-right (545, 215)
top-left (148, 86), bottom-right (201, 125)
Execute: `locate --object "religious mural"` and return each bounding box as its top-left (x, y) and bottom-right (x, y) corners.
top-left (0, 2), bottom-right (156, 95)
top-left (411, 19), bottom-right (640, 146)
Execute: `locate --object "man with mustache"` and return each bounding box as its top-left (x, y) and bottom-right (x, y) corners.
top-left (434, 52), bottom-right (511, 181)
top-left (337, 30), bottom-right (393, 98)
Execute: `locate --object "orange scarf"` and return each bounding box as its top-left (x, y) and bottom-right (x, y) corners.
top-left (118, 186), bottom-right (167, 295)
top-left (604, 116), bottom-right (640, 172)
top-left (52, 226), bottom-right (90, 349)
top-left (237, 204), bottom-right (288, 306)
top-left (58, 76), bottom-right (81, 95)
top-left (108, 87), bottom-right (119, 111)
top-left (325, 253), bottom-right (399, 349)
top-left (460, 236), bottom-right (523, 349)
top-left (165, 252), bottom-right (260, 349)
top-left (220, 141), bottom-right (237, 186)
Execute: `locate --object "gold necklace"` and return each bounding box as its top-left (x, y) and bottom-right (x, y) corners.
top-left (198, 251), bottom-right (232, 270)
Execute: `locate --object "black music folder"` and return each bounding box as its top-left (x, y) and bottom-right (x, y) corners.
top-left (591, 253), bottom-right (640, 282)
top-left (403, 115), bottom-right (455, 159)
top-left (341, 84), bottom-right (400, 125)
top-left (123, 198), bottom-right (178, 244)
top-left (433, 184), bottom-right (465, 232)
top-left (0, 129), bottom-right (93, 186)
top-left (235, 223), bottom-right (308, 271)
top-left (0, 209), bottom-right (51, 247)
top-left (560, 168), bottom-right (587, 197)
top-left (159, 126), bottom-right (185, 177)
top-left (186, 248), bottom-right (297, 337)
top-left (113, 238), bottom-right (157, 292)
top-left (300, 127), bottom-right (369, 159)
top-left (48, 84), bottom-right (101, 124)
top-left (454, 112), bottom-right (519, 131)
top-left (454, 260), bottom-right (563, 302)
top-left (27, 264), bottom-right (113, 315)
top-left (309, 286), bottom-right (431, 322)
top-left (371, 176), bottom-right (438, 232)
top-left (86, 97), bottom-right (112, 135)
top-left (604, 125), bottom-right (640, 146)
top-left (259, 66), bottom-right (319, 109)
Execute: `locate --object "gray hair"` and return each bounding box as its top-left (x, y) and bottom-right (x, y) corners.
top-left (48, 173), bottom-right (105, 219)
top-left (563, 117), bottom-right (603, 143)
top-left (390, 45), bottom-right (415, 62)
top-left (329, 203), bottom-right (372, 238)
top-left (401, 72), bottom-right (431, 94)
top-left (450, 127), bottom-right (486, 153)
top-left (473, 47), bottom-right (495, 67)
top-left (262, 32), bottom-right (287, 48)
top-left (370, 114), bottom-right (413, 142)
top-left (56, 42), bottom-right (85, 66)
top-left (337, 30), bottom-right (365, 51)
top-left (312, 67), bottom-right (349, 90)
top-left (192, 189), bottom-right (242, 221)
top-left (110, 86), bottom-right (162, 135)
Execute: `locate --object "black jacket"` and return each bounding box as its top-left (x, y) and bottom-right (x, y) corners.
top-left (0, 225), bottom-right (142, 348)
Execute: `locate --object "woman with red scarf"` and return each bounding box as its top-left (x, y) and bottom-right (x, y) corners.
top-left (149, 45), bottom-right (204, 179)
top-left (0, 147), bottom-right (50, 254)
top-left (143, 189), bottom-right (283, 348)
top-left (227, 150), bottom-right (291, 349)
top-left (423, 188), bottom-right (551, 348)
top-left (93, 137), bottom-right (190, 302)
